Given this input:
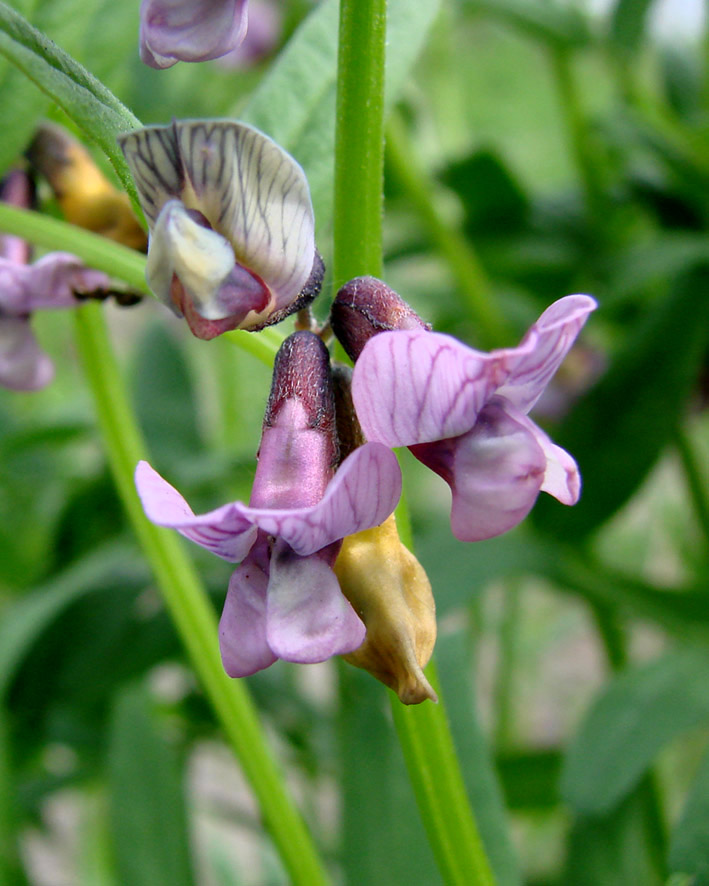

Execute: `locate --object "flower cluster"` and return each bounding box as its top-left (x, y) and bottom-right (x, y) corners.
top-left (119, 116), bottom-right (596, 699)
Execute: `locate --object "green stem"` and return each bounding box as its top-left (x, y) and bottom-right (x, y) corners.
top-left (0, 203), bottom-right (149, 293)
top-left (333, 0), bottom-right (387, 285)
top-left (386, 113), bottom-right (509, 348)
top-left (73, 303), bottom-right (329, 886)
top-left (674, 424), bottom-right (709, 553)
top-left (333, 2), bottom-right (496, 882)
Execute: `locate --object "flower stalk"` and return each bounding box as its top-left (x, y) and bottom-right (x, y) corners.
top-left (73, 302), bottom-right (329, 886)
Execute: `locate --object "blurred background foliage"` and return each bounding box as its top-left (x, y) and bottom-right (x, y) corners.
top-left (1, 0), bottom-right (709, 883)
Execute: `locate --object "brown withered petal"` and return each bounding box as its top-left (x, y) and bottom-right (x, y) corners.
top-left (334, 514), bottom-right (437, 705)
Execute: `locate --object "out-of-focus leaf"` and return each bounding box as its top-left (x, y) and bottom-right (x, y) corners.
top-left (495, 749), bottom-right (562, 810)
top-left (437, 632), bottom-right (522, 885)
top-left (669, 742), bottom-right (709, 885)
top-left (563, 781), bottom-right (664, 886)
top-left (439, 149), bottom-right (530, 236)
top-left (561, 648), bottom-right (709, 815)
top-left (338, 666), bottom-right (439, 885)
top-left (242, 0), bottom-right (441, 229)
top-left (609, 234), bottom-right (709, 302)
top-left (107, 683), bottom-right (194, 886)
top-left (533, 265), bottom-right (709, 539)
top-left (0, 543), bottom-right (145, 699)
top-left (463, 0), bottom-right (591, 48)
top-left (660, 45), bottom-right (702, 121)
top-left (0, 1), bottom-right (141, 203)
top-left (610, 0), bottom-right (655, 53)
top-left (132, 324), bottom-right (202, 473)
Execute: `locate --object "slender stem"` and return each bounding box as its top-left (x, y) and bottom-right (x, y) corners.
top-left (0, 203), bottom-right (150, 293)
top-left (73, 303), bottom-right (329, 886)
top-left (493, 582), bottom-right (521, 749)
top-left (550, 47), bottom-right (605, 218)
top-left (385, 113), bottom-right (509, 349)
top-left (333, 0), bottom-right (386, 285)
top-left (674, 424), bottom-right (709, 553)
top-left (333, 2), bottom-right (496, 882)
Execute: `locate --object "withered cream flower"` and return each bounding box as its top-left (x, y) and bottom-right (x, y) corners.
top-left (119, 120), bottom-right (322, 339)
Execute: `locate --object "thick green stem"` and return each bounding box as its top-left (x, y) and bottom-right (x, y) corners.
top-left (333, 2), bottom-right (496, 882)
top-left (73, 303), bottom-right (329, 886)
top-left (386, 113), bottom-right (509, 349)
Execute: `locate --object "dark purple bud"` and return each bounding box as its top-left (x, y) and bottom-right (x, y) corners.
top-left (331, 276), bottom-right (430, 361)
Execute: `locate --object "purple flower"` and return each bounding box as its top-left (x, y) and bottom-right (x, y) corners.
top-left (348, 286), bottom-right (597, 541)
top-left (119, 120), bottom-right (322, 340)
top-left (0, 172), bottom-right (111, 391)
top-left (140, 0), bottom-right (248, 69)
top-left (135, 332), bottom-right (402, 676)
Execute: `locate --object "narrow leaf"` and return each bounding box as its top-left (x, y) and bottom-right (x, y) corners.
top-left (669, 742), bottom-right (709, 885)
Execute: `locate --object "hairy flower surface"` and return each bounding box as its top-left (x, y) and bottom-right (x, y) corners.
top-left (0, 172), bottom-right (111, 391)
top-left (119, 120), bottom-right (321, 339)
top-left (351, 293), bottom-right (597, 541)
top-left (140, 0), bottom-right (248, 69)
top-left (136, 332), bottom-right (402, 676)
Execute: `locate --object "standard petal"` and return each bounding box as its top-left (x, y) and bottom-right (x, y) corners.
top-left (174, 121), bottom-right (315, 317)
top-left (412, 399), bottom-right (548, 542)
top-left (219, 555), bottom-right (278, 677)
top-left (266, 542), bottom-right (365, 663)
top-left (351, 329), bottom-right (506, 448)
top-left (134, 460), bottom-right (258, 562)
top-left (0, 317), bottom-right (54, 391)
top-left (239, 442), bottom-right (402, 557)
top-left (495, 294), bottom-right (597, 414)
top-left (140, 0), bottom-right (248, 69)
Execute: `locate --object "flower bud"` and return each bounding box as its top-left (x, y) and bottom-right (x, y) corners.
top-left (331, 276), bottom-right (430, 361)
top-left (334, 514), bottom-right (437, 705)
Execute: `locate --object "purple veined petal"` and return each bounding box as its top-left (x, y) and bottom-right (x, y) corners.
top-left (351, 329), bottom-right (507, 448)
top-left (219, 553), bottom-right (278, 677)
top-left (0, 258), bottom-right (32, 314)
top-left (134, 461), bottom-right (258, 562)
top-left (238, 442), bottom-right (402, 557)
top-left (26, 253), bottom-right (111, 310)
top-left (265, 541), bottom-right (365, 663)
top-left (413, 398), bottom-right (548, 542)
top-left (495, 294), bottom-right (597, 414)
top-left (139, 0), bottom-right (248, 69)
top-left (0, 317), bottom-right (54, 391)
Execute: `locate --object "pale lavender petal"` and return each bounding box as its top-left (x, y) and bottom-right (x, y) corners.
top-left (219, 555), bottom-right (277, 677)
top-left (239, 442), bottom-right (402, 557)
top-left (352, 330), bottom-right (506, 447)
top-left (0, 317), bottom-right (54, 391)
top-left (140, 0), bottom-right (248, 69)
top-left (266, 542), bottom-right (365, 663)
top-left (495, 294), bottom-right (597, 414)
top-left (413, 399), bottom-right (547, 542)
top-left (134, 460), bottom-right (258, 562)
top-left (521, 413), bottom-right (581, 505)
top-left (0, 253), bottom-right (110, 314)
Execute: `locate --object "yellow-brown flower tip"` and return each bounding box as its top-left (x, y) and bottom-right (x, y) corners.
top-left (334, 514), bottom-right (437, 705)
top-left (28, 124), bottom-right (147, 251)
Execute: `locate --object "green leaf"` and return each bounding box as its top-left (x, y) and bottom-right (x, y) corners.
top-left (563, 781), bottom-right (664, 886)
top-left (561, 648), bottom-right (709, 815)
top-left (463, 0), bottom-right (591, 48)
top-left (242, 0), bottom-right (441, 230)
top-left (495, 749), bottom-right (562, 810)
top-left (533, 265), bottom-right (709, 539)
top-left (107, 683), bottom-right (195, 886)
top-left (0, 1), bottom-right (141, 204)
top-left (610, 0), bottom-right (655, 53)
top-left (669, 742), bottom-right (709, 885)
top-left (0, 543), bottom-right (146, 699)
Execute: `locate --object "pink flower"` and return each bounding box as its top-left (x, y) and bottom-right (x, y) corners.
top-left (140, 0), bottom-right (248, 69)
top-left (135, 332), bottom-right (402, 676)
top-left (339, 278), bottom-right (597, 541)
